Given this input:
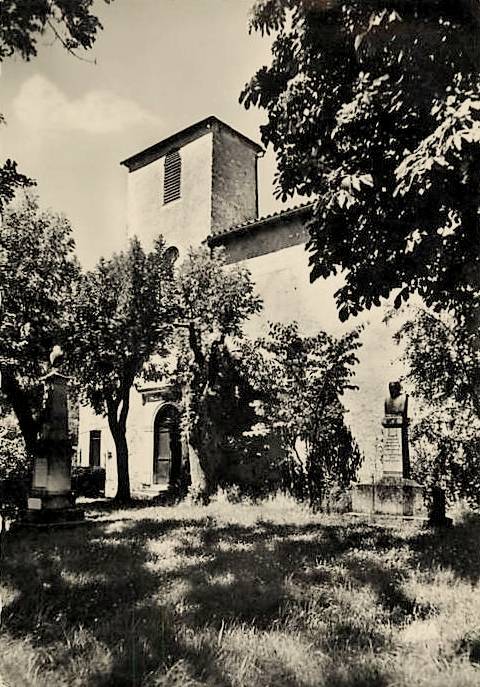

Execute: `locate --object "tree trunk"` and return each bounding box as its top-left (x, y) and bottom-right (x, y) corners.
top-left (115, 428), bottom-right (130, 503)
top-left (1, 369), bottom-right (40, 458)
top-left (187, 442), bottom-right (209, 502)
top-left (183, 331), bottom-right (228, 502)
top-left (183, 384), bottom-right (216, 503)
top-left (107, 391), bottom-right (131, 503)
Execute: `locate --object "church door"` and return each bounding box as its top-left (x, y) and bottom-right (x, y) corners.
top-left (153, 406), bottom-right (181, 487)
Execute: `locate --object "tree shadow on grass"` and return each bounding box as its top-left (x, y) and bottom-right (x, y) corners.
top-left (2, 511), bottom-right (479, 686)
top-left (409, 512), bottom-right (480, 583)
top-left (342, 555), bottom-right (433, 625)
top-left (118, 518), bottom-right (406, 650)
top-left (1, 520), bottom-right (185, 687)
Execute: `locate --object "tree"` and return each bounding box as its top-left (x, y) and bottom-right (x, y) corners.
top-left (241, 1), bottom-right (480, 323)
top-left (0, 194), bottom-right (79, 457)
top-left (0, 154), bottom-right (35, 217)
top-left (1, 0), bottom-right (112, 61)
top-left (207, 350), bottom-right (280, 501)
top-left (239, 321), bottom-right (362, 508)
top-left (0, 0), bottom-right (112, 212)
top-left (395, 307), bottom-right (480, 506)
top-left (173, 247), bottom-right (262, 501)
top-left (70, 237), bottom-right (175, 502)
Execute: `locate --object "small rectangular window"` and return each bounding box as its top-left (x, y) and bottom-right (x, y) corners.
top-left (89, 430), bottom-right (101, 468)
top-left (164, 150), bottom-right (181, 204)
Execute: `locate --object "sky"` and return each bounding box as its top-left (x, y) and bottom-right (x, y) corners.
top-left (1, 0), bottom-right (279, 267)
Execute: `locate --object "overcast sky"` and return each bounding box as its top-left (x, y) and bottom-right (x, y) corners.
top-left (1, 0), bottom-right (279, 266)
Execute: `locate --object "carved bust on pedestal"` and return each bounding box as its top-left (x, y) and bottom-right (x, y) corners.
top-left (49, 344), bottom-right (65, 369)
top-left (384, 381), bottom-right (408, 420)
top-left (351, 378), bottom-right (428, 519)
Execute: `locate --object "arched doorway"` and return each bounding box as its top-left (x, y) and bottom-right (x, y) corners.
top-left (153, 405), bottom-right (182, 487)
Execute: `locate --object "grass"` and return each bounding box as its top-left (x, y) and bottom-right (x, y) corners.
top-left (1, 494), bottom-right (480, 686)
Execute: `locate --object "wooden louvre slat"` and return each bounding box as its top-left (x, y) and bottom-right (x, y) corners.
top-left (163, 150), bottom-right (181, 204)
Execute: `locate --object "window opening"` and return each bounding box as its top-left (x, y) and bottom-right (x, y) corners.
top-left (163, 150), bottom-right (181, 204)
top-left (89, 430), bottom-right (101, 467)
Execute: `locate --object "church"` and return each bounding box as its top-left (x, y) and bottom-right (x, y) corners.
top-left (77, 116), bottom-right (404, 497)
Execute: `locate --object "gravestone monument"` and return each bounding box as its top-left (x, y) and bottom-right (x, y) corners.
top-left (351, 381), bottom-right (426, 517)
top-left (382, 381), bottom-right (410, 478)
top-left (22, 346), bottom-right (84, 525)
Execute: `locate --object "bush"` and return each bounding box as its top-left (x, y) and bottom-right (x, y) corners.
top-left (0, 417), bottom-right (31, 517)
top-left (239, 322), bottom-right (362, 509)
top-left (71, 465), bottom-right (105, 497)
top-left (217, 435), bottom-right (284, 502)
top-left (410, 420), bottom-right (480, 510)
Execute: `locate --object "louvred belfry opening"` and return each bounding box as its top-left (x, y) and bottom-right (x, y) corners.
top-left (163, 149), bottom-right (181, 204)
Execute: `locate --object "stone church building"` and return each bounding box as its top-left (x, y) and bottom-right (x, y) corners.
top-left (77, 116), bottom-right (404, 497)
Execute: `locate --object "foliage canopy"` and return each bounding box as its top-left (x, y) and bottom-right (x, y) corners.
top-left (396, 307), bottom-right (480, 506)
top-left (0, 194), bottom-right (79, 455)
top-left (0, 0), bottom-right (112, 61)
top-left (241, 0), bottom-right (480, 321)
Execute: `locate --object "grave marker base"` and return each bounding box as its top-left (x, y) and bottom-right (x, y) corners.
top-left (13, 491), bottom-right (85, 530)
top-left (11, 506), bottom-right (85, 531)
top-left (351, 476), bottom-right (427, 517)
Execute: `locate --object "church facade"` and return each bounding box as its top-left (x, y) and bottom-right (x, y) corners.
top-left (77, 116), bottom-right (404, 497)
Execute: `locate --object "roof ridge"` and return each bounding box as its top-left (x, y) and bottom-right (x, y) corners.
top-left (121, 115), bottom-right (263, 171)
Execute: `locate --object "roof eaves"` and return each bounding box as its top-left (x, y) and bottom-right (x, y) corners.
top-left (208, 202), bottom-right (314, 244)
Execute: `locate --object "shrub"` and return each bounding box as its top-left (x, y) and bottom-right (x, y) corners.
top-left (71, 465), bottom-right (106, 498)
top-left (396, 308), bottom-right (480, 508)
top-left (0, 416), bottom-right (31, 517)
top-left (239, 322), bottom-right (362, 509)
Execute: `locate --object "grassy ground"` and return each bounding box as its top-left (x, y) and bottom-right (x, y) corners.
top-left (1, 495), bottom-right (480, 687)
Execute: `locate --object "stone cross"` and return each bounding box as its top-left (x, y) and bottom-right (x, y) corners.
top-left (381, 380), bottom-right (410, 479)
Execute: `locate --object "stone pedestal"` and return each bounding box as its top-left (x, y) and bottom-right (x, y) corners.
top-left (351, 476), bottom-right (426, 517)
top-left (18, 363), bottom-right (84, 527)
top-left (381, 412), bottom-right (410, 478)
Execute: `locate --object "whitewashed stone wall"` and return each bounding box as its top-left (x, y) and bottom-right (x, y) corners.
top-left (126, 133), bottom-right (213, 253)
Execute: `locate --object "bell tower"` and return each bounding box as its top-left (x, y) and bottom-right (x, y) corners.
top-left (121, 116), bottom-right (263, 252)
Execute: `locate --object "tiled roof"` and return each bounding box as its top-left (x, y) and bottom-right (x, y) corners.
top-left (209, 202), bottom-right (314, 243)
